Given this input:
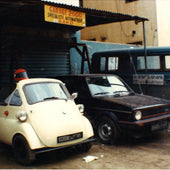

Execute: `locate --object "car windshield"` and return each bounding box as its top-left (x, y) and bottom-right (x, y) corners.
top-left (24, 82), bottom-right (69, 104)
top-left (86, 76), bottom-right (133, 97)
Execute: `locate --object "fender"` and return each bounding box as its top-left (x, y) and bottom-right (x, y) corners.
top-left (12, 123), bottom-right (45, 150)
top-left (94, 110), bottom-right (121, 132)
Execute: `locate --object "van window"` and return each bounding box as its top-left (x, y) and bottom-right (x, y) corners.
top-left (137, 56), bottom-right (160, 70)
top-left (108, 57), bottom-right (118, 71)
top-left (165, 55), bottom-right (170, 69)
top-left (100, 57), bottom-right (106, 71)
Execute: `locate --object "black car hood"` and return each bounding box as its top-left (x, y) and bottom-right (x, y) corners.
top-left (95, 94), bottom-right (170, 109)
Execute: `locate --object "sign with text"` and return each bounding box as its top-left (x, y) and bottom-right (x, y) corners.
top-left (44, 5), bottom-right (86, 27)
top-left (133, 74), bottom-right (164, 85)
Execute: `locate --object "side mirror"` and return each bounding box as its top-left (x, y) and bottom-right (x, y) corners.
top-left (71, 93), bottom-right (78, 100)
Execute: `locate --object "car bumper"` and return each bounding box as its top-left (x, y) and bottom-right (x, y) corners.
top-left (34, 137), bottom-right (95, 154)
top-left (119, 114), bottom-right (170, 137)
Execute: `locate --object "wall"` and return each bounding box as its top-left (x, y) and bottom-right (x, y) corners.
top-left (156, 0), bottom-right (170, 46)
top-left (81, 0), bottom-right (158, 46)
top-left (70, 31), bottom-right (133, 74)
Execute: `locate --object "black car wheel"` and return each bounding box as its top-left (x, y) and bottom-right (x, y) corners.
top-left (75, 142), bottom-right (92, 152)
top-left (12, 135), bottom-right (35, 165)
top-left (96, 116), bottom-right (120, 144)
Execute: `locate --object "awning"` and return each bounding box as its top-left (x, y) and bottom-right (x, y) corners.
top-left (42, 1), bottom-right (148, 26)
top-left (0, 0), bottom-right (148, 30)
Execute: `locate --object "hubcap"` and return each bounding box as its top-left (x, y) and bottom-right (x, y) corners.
top-left (99, 122), bottom-right (112, 139)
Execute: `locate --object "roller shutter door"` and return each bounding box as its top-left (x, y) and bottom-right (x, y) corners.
top-left (0, 38), bottom-right (71, 84)
top-left (19, 47), bottom-right (70, 78)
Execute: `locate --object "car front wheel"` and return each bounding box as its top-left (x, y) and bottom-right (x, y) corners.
top-left (96, 116), bottom-right (120, 144)
top-left (12, 135), bottom-right (36, 165)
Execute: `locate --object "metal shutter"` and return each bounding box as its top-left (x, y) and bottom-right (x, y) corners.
top-left (19, 47), bottom-right (70, 78)
top-left (0, 37), bottom-right (71, 84)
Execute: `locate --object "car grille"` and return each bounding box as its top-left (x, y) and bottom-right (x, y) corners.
top-left (141, 105), bottom-right (170, 119)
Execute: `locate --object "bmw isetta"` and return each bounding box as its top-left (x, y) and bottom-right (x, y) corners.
top-left (0, 78), bottom-right (94, 165)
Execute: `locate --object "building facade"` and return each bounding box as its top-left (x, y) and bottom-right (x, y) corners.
top-left (81, 0), bottom-right (158, 46)
top-left (0, 0), bottom-right (147, 88)
top-left (156, 0), bottom-right (170, 46)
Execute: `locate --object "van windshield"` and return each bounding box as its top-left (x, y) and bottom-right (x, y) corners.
top-left (24, 82), bottom-right (68, 104)
top-left (86, 76), bottom-right (133, 97)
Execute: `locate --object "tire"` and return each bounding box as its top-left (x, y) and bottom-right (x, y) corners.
top-left (75, 142), bottom-right (92, 152)
top-left (12, 135), bottom-right (35, 165)
top-left (96, 116), bottom-right (120, 144)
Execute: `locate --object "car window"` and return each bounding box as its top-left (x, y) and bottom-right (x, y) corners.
top-left (108, 57), bottom-right (118, 71)
top-left (137, 56), bottom-right (160, 70)
top-left (4, 90), bottom-right (22, 106)
top-left (100, 57), bottom-right (106, 71)
top-left (165, 55), bottom-right (170, 69)
top-left (86, 76), bottom-right (130, 96)
top-left (24, 82), bottom-right (68, 104)
top-left (0, 85), bottom-right (16, 105)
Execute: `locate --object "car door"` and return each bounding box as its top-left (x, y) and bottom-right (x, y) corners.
top-left (0, 89), bottom-right (23, 144)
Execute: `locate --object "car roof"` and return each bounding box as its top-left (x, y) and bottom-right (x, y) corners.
top-left (17, 78), bottom-right (63, 86)
top-left (92, 46), bottom-right (170, 57)
top-left (56, 74), bottom-right (117, 78)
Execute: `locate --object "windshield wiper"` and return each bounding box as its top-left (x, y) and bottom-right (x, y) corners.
top-left (113, 91), bottom-right (134, 96)
top-left (113, 90), bottom-right (129, 93)
top-left (94, 92), bottom-right (109, 96)
top-left (43, 97), bottom-right (59, 100)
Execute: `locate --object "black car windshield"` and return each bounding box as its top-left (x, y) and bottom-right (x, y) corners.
top-left (86, 76), bottom-right (133, 97)
top-left (24, 82), bottom-right (69, 104)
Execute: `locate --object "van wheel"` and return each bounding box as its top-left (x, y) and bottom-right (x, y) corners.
top-left (12, 135), bottom-right (35, 165)
top-left (75, 142), bottom-right (92, 152)
top-left (96, 116), bottom-right (120, 144)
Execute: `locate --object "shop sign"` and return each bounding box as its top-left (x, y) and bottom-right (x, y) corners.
top-left (44, 5), bottom-right (86, 27)
top-left (133, 74), bottom-right (164, 85)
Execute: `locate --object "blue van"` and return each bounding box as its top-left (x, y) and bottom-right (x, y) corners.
top-left (92, 46), bottom-right (170, 100)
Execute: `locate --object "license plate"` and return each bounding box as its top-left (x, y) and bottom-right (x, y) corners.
top-left (151, 120), bottom-right (168, 131)
top-left (57, 132), bottom-right (83, 143)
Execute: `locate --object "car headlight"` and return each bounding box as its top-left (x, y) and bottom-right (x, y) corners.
top-left (16, 111), bottom-right (28, 122)
top-left (77, 104), bottom-right (84, 113)
top-left (135, 110), bottom-right (142, 120)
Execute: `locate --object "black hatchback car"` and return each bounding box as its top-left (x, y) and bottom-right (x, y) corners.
top-left (55, 74), bottom-right (170, 144)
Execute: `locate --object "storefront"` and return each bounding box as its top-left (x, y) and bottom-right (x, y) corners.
top-left (0, 0), bottom-right (147, 87)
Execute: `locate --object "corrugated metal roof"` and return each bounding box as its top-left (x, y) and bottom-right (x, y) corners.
top-left (41, 1), bottom-right (148, 26)
top-left (0, 0), bottom-right (148, 29)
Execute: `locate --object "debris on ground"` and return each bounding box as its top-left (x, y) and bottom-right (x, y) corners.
top-left (82, 155), bottom-right (99, 162)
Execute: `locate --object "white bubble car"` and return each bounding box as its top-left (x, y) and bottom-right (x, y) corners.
top-left (0, 78), bottom-right (94, 165)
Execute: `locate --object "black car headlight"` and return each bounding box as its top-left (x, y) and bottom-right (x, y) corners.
top-left (135, 110), bottom-right (142, 120)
